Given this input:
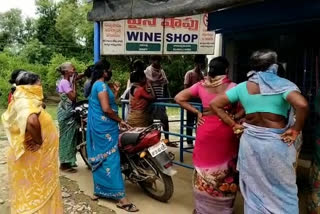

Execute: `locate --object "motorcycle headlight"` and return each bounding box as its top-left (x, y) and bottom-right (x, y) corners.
top-left (139, 151), bottom-right (147, 158)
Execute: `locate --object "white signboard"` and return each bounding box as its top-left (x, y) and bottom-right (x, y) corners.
top-left (101, 14), bottom-right (215, 55)
top-left (198, 14), bottom-right (216, 54)
top-left (102, 21), bottom-right (125, 55)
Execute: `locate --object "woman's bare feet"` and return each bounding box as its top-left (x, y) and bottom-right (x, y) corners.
top-left (90, 194), bottom-right (99, 201)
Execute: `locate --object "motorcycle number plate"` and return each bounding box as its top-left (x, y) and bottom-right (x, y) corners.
top-left (148, 142), bottom-right (167, 157)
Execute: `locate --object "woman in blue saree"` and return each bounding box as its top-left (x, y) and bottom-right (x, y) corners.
top-left (211, 50), bottom-right (309, 214)
top-left (86, 59), bottom-right (139, 212)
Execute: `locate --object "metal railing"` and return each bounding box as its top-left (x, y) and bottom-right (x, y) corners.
top-left (121, 98), bottom-right (202, 169)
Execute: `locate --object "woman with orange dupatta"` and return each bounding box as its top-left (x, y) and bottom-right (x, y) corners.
top-left (2, 71), bottom-right (63, 214)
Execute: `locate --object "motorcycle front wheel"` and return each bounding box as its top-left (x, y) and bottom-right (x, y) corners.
top-left (77, 141), bottom-right (91, 169)
top-left (138, 157), bottom-right (174, 202)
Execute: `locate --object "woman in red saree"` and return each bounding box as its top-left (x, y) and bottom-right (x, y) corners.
top-left (175, 57), bottom-right (242, 214)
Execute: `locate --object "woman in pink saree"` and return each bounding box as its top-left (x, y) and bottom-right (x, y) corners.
top-left (175, 57), bottom-right (242, 214)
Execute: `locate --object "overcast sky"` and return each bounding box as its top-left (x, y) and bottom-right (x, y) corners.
top-left (0, 0), bottom-right (37, 18)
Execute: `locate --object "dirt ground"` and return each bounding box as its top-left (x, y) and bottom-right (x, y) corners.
top-left (60, 176), bottom-right (114, 214)
top-left (0, 127), bottom-right (9, 214)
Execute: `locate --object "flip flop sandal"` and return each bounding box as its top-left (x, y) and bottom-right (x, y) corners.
top-left (71, 163), bottom-right (78, 168)
top-left (60, 167), bottom-right (77, 173)
top-left (66, 168), bottom-right (77, 173)
top-left (116, 203), bottom-right (139, 212)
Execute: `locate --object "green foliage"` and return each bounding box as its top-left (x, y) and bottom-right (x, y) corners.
top-left (0, 53), bottom-right (48, 107)
top-left (106, 56), bottom-right (131, 94)
top-left (0, 0), bottom-right (93, 63)
top-left (0, 0), bottom-right (195, 109)
top-left (19, 39), bottom-right (52, 64)
top-left (162, 55), bottom-right (194, 96)
top-left (0, 78), bottom-right (10, 107)
top-left (0, 9), bottom-right (24, 50)
top-left (22, 18), bottom-right (37, 43)
top-left (77, 3), bottom-right (94, 48)
top-left (45, 104), bottom-right (58, 120)
top-left (35, 0), bottom-right (59, 45)
top-left (55, 3), bottom-right (80, 41)
top-left (54, 0), bottom-right (93, 61)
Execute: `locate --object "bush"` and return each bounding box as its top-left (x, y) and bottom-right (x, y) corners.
top-left (162, 55), bottom-right (194, 96)
top-left (0, 52), bottom-right (48, 108)
top-left (106, 56), bottom-right (131, 96)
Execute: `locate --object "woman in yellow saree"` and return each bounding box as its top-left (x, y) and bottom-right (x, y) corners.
top-left (2, 71), bottom-right (63, 214)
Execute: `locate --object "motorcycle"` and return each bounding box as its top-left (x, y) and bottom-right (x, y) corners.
top-left (73, 100), bottom-right (91, 167)
top-left (74, 100), bottom-right (176, 202)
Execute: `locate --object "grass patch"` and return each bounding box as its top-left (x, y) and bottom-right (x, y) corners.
top-left (167, 107), bottom-right (181, 118)
top-left (46, 104), bottom-right (58, 120)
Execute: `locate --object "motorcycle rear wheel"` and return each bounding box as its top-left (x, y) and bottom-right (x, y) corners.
top-left (138, 157), bottom-right (174, 202)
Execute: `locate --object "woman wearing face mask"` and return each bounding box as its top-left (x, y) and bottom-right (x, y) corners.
top-left (86, 59), bottom-right (139, 212)
top-left (56, 62), bottom-right (79, 173)
top-left (2, 71), bottom-right (63, 213)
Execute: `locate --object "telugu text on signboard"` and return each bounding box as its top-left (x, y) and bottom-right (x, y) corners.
top-left (125, 18), bottom-right (163, 54)
top-left (101, 14), bottom-right (215, 55)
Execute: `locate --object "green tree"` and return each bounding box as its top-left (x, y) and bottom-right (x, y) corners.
top-left (19, 39), bottom-right (52, 64)
top-left (35, 0), bottom-right (59, 44)
top-left (55, 1), bottom-right (80, 41)
top-left (0, 9), bottom-right (24, 51)
top-left (22, 17), bottom-right (37, 43)
top-left (55, 0), bottom-right (93, 61)
top-left (33, 0), bottom-right (93, 63)
top-left (35, 0), bottom-right (63, 63)
top-left (77, 1), bottom-right (94, 52)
